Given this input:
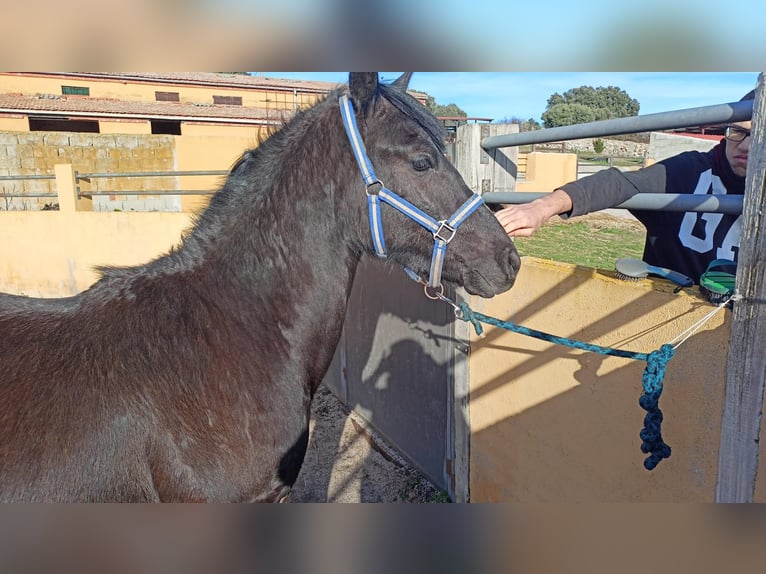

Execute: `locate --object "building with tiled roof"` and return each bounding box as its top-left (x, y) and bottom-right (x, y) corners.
top-left (0, 72), bottom-right (340, 133)
top-left (0, 73), bottom-right (431, 212)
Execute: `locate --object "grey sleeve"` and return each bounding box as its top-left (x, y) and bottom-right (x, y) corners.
top-left (558, 162), bottom-right (669, 218)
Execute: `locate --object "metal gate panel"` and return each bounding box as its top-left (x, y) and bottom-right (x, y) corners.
top-left (323, 258), bottom-right (457, 493)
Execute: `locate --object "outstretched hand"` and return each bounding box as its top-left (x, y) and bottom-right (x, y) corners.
top-left (495, 203), bottom-right (552, 237)
top-left (494, 189), bottom-right (574, 238)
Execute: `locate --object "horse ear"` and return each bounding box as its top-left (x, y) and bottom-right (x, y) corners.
top-left (349, 72), bottom-right (379, 114)
top-left (391, 72), bottom-right (413, 91)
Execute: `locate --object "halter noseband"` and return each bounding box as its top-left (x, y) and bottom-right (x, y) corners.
top-left (339, 94), bottom-right (485, 297)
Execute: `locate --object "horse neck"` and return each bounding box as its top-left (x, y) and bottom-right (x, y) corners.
top-left (168, 97), bottom-right (365, 346)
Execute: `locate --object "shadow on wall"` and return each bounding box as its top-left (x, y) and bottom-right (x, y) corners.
top-left (468, 258), bottom-right (730, 502)
top-left (311, 258), bottom-right (460, 500)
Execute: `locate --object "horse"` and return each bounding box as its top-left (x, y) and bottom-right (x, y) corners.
top-left (0, 72), bottom-right (520, 502)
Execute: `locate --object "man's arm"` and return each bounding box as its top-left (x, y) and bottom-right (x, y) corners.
top-left (496, 163), bottom-right (669, 237)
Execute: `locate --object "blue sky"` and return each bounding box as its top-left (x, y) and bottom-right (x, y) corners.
top-left (265, 72), bottom-right (759, 123)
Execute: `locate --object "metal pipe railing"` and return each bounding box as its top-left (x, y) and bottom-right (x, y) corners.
top-left (79, 190), bottom-right (216, 197)
top-left (76, 170), bottom-right (228, 180)
top-left (483, 192), bottom-right (743, 215)
top-left (481, 100), bottom-right (753, 150)
top-left (0, 174), bottom-right (55, 181)
top-left (0, 169), bottom-right (229, 202)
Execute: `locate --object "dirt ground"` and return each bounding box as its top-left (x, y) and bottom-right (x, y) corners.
top-left (289, 385), bottom-right (446, 503)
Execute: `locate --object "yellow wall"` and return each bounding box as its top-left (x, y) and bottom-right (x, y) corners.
top-left (174, 125), bottom-right (266, 212)
top-left (0, 116), bottom-right (28, 131)
top-left (0, 210), bottom-right (192, 296)
top-left (516, 151), bottom-right (578, 192)
top-left (99, 119), bottom-right (152, 135)
top-left (468, 257), bottom-right (732, 502)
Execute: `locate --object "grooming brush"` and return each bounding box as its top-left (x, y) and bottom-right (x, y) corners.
top-left (614, 257), bottom-right (693, 289)
top-left (699, 259), bottom-right (736, 304)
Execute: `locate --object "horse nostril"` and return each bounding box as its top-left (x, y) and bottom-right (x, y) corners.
top-left (500, 244), bottom-right (521, 278)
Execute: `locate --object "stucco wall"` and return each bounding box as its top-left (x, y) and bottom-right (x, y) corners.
top-left (0, 209), bottom-right (193, 297)
top-left (174, 125), bottom-right (265, 213)
top-left (516, 152), bottom-right (578, 193)
top-left (468, 257), bottom-right (733, 502)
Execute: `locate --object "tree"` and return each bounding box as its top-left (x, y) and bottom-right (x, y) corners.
top-left (541, 85), bottom-right (640, 128)
top-left (493, 117), bottom-right (542, 131)
top-left (519, 117), bottom-right (542, 132)
top-left (542, 103), bottom-right (597, 128)
top-left (424, 95), bottom-right (467, 119)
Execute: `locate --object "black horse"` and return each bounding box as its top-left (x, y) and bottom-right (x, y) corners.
top-left (0, 73), bottom-right (520, 502)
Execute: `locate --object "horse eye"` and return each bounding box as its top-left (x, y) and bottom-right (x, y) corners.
top-left (412, 156), bottom-right (433, 172)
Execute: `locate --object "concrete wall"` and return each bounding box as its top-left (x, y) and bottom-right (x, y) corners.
top-left (649, 132), bottom-right (719, 162)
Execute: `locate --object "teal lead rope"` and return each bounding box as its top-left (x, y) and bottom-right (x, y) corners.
top-left (457, 302), bottom-right (675, 470)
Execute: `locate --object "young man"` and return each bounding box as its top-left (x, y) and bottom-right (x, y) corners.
top-left (495, 90), bottom-right (755, 283)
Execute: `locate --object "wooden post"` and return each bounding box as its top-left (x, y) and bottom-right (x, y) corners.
top-left (716, 72), bottom-right (766, 502)
top-left (454, 123), bottom-right (520, 194)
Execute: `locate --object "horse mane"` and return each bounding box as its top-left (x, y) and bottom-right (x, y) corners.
top-left (376, 82), bottom-right (447, 155)
top-left (95, 79), bottom-right (445, 286)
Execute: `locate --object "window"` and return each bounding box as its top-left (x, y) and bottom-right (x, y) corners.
top-left (61, 85), bottom-right (90, 96)
top-left (29, 117), bottom-right (100, 133)
top-left (155, 91), bottom-right (180, 102)
top-left (213, 95), bottom-right (242, 106)
top-left (150, 120), bottom-right (181, 135)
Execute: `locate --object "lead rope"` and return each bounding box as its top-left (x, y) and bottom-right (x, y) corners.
top-left (429, 289), bottom-right (740, 470)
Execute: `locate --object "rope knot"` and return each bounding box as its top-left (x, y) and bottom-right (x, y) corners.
top-left (459, 302), bottom-right (484, 338)
top-left (639, 343), bottom-right (674, 470)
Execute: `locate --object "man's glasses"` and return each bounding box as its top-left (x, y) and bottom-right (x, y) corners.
top-left (724, 125), bottom-right (751, 143)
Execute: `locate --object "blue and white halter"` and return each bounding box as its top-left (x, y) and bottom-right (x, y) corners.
top-left (339, 94), bottom-right (485, 297)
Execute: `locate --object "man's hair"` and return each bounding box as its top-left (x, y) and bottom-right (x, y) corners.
top-left (741, 89), bottom-right (755, 101)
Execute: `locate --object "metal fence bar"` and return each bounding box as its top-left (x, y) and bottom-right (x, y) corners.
top-left (481, 100), bottom-right (754, 150)
top-left (0, 193), bottom-right (57, 198)
top-left (484, 192), bottom-right (744, 215)
top-left (79, 190), bottom-right (216, 196)
top-left (0, 175), bottom-right (56, 181)
top-left (0, 169), bottom-right (229, 203)
top-left (76, 170), bottom-right (229, 179)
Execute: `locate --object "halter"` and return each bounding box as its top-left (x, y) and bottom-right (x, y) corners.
top-left (339, 94), bottom-right (485, 297)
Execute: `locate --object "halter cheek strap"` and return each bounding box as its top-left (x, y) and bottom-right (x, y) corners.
top-left (339, 94), bottom-right (484, 292)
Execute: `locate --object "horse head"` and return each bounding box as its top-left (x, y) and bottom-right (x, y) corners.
top-left (343, 72), bottom-right (520, 299)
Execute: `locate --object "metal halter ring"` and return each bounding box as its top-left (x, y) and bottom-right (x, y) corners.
top-left (423, 283), bottom-right (445, 300)
top-left (365, 180), bottom-right (383, 196)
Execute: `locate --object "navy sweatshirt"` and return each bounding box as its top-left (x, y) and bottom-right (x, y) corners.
top-left (559, 140), bottom-right (745, 282)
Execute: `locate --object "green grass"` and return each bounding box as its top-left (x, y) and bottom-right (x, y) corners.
top-left (577, 153), bottom-right (645, 168)
top-left (512, 218), bottom-right (646, 270)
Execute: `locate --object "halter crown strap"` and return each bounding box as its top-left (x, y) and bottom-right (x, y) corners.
top-left (339, 94), bottom-right (484, 290)
top-left (339, 94), bottom-right (378, 186)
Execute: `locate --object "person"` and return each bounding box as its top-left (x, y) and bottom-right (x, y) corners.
top-left (494, 89), bottom-right (755, 283)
